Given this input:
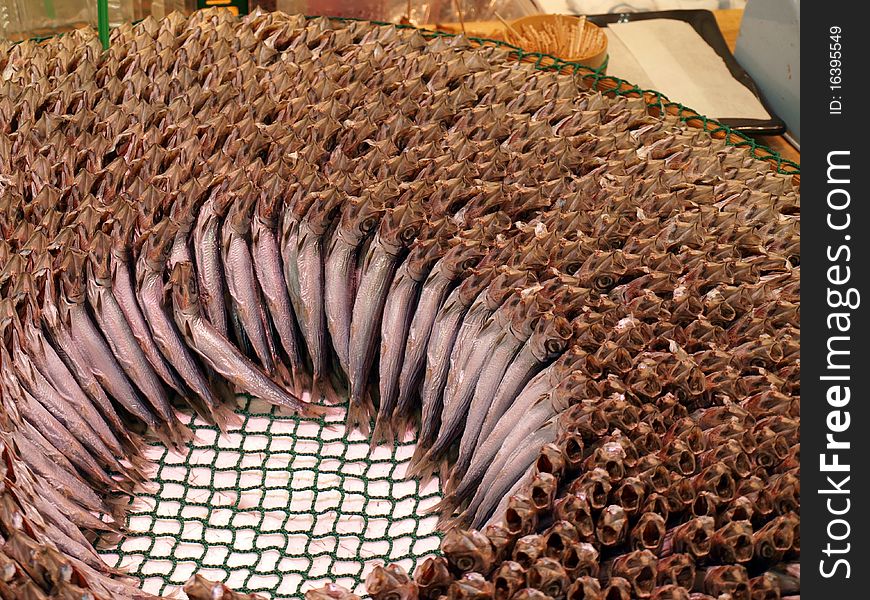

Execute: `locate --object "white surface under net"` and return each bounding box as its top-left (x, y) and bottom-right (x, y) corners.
top-left (99, 397), bottom-right (443, 599)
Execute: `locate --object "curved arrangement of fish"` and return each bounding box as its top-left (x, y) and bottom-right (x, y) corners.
top-left (0, 8), bottom-right (799, 600)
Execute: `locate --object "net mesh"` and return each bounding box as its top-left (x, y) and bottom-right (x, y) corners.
top-left (98, 398), bottom-right (443, 599)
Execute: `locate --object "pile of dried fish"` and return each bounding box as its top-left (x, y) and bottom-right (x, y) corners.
top-left (0, 7), bottom-right (799, 600)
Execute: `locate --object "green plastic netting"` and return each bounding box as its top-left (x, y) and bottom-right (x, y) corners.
top-left (99, 397), bottom-right (443, 598)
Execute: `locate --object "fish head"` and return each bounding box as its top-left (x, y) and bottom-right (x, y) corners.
top-left (412, 557), bottom-right (452, 600)
top-left (364, 564), bottom-right (417, 600)
top-left (143, 220), bottom-right (177, 271)
top-left (379, 203), bottom-right (425, 254)
top-left (442, 241), bottom-right (483, 278)
top-left (448, 573), bottom-right (493, 600)
top-left (535, 316), bottom-right (573, 362)
top-left (441, 528), bottom-right (494, 575)
top-left (304, 583), bottom-right (362, 600)
top-left (527, 557), bottom-right (569, 599)
top-left (169, 262), bottom-right (200, 316)
top-left (504, 494), bottom-right (538, 538)
top-left (338, 194), bottom-right (381, 243)
top-left (491, 560), bottom-right (526, 599)
top-left (535, 444), bottom-right (567, 483)
top-left (183, 574), bottom-right (267, 600)
top-left (56, 250), bottom-right (87, 302)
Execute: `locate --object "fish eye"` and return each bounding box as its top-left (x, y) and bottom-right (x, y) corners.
top-left (457, 556), bottom-right (474, 571)
top-left (361, 216), bottom-right (378, 231)
top-left (401, 226), bottom-right (417, 243)
top-left (545, 339), bottom-right (563, 354)
top-left (594, 275), bottom-right (613, 290)
top-left (461, 257), bottom-right (478, 270)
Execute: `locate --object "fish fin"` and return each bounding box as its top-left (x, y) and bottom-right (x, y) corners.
top-left (416, 461), bottom-right (440, 489)
top-left (424, 493), bottom-right (456, 516)
top-left (319, 377), bottom-right (345, 407)
top-left (291, 369), bottom-right (313, 399)
top-left (293, 400), bottom-right (341, 421)
top-left (446, 459), bottom-right (470, 492)
top-left (345, 397), bottom-right (374, 435)
top-left (438, 460), bottom-right (451, 486)
top-left (272, 359), bottom-right (295, 391)
top-left (203, 400), bottom-right (243, 434)
top-left (104, 494), bottom-right (137, 525)
top-left (369, 416), bottom-right (395, 452)
top-left (390, 412), bottom-right (417, 443)
top-left (150, 420), bottom-right (192, 454)
top-left (437, 509), bottom-right (461, 531)
top-left (93, 529), bottom-right (124, 550)
top-left (404, 443), bottom-right (429, 478)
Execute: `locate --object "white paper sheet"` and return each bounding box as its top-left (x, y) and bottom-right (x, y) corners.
top-left (603, 29), bottom-right (656, 90)
top-left (605, 19), bottom-right (770, 120)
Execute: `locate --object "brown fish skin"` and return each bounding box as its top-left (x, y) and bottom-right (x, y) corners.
top-left (392, 239), bottom-right (483, 436)
top-left (347, 205), bottom-right (423, 433)
top-left (85, 264), bottom-right (181, 435)
top-left (305, 583), bottom-right (363, 600)
top-left (324, 194), bottom-right (388, 379)
top-left (7, 434), bottom-right (107, 515)
top-left (251, 188), bottom-right (306, 393)
top-left (413, 557), bottom-right (453, 600)
top-left (366, 564), bottom-right (419, 600)
top-left (222, 189), bottom-right (278, 375)
top-left (59, 275), bottom-right (164, 437)
top-left (526, 558), bottom-right (569, 600)
top-left (475, 314), bottom-right (572, 458)
top-left (4, 341), bottom-right (125, 478)
top-left (442, 528), bottom-right (496, 576)
top-left (109, 241), bottom-right (188, 399)
top-left (184, 574), bottom-right (267, 600)
top-left (447, 573), bottom-right (493, 600)
top-left (136, 227), bottom-right (228, 435)
top-left (373, 238), bottom-right (442, 446)
top-left (18, 306), bottom-right (129, 455)
top-left (566, 577), bottom-right (602, 600)
top-left (193, 181), bottom-right (232, 338)
top-left (0, 12), bottom-right (803, 599)
top-left (171, 261), bottom-right (330, 419)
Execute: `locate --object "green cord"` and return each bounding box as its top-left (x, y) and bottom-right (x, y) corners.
top-left (97, 0), bottom-right (110, 50)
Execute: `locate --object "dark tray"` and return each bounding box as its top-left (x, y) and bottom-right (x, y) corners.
top-left (584, 9), bottom-right (785, 135)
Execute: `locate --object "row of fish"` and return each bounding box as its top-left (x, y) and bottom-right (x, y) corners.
top-left (0, 7), bottom-right (799, 599)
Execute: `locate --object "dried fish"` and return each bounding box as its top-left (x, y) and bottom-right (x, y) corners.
top-left (0, 9), bottom-right (800, 599)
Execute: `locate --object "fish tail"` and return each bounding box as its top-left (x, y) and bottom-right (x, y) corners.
top-left (211, 377), bottom-right (238, 405)
top-left (117, 449), bottom-right (152, 483)
top-left (308, 401), bottom-right (342, 419)
top-left (292, 368), bottom-right (313, 399)
top-left (93, 529), bottom-right (124, 550)
top-left (391, 411), bottom-right (418, 442)
top-left (345, 396), bottom-right (374, 435)
top-left (204, 400), bottom-right (242, 434)
top-left (320, 377), bottom-right (345, 407)
top-left (448, 454), bottom-right (472, 489)
top-left (424, 493), bottom-right (456, 516)
top-left (104, 494), bottom-right (137, 525)
top-left (369, 414), bottom-right (396, 452)
top-left (150, 421), bottom-right (191, 454)
top-left (438, 503), bottom-right (471, 531)
top-left (404, 444), bottom-right (430, 479)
